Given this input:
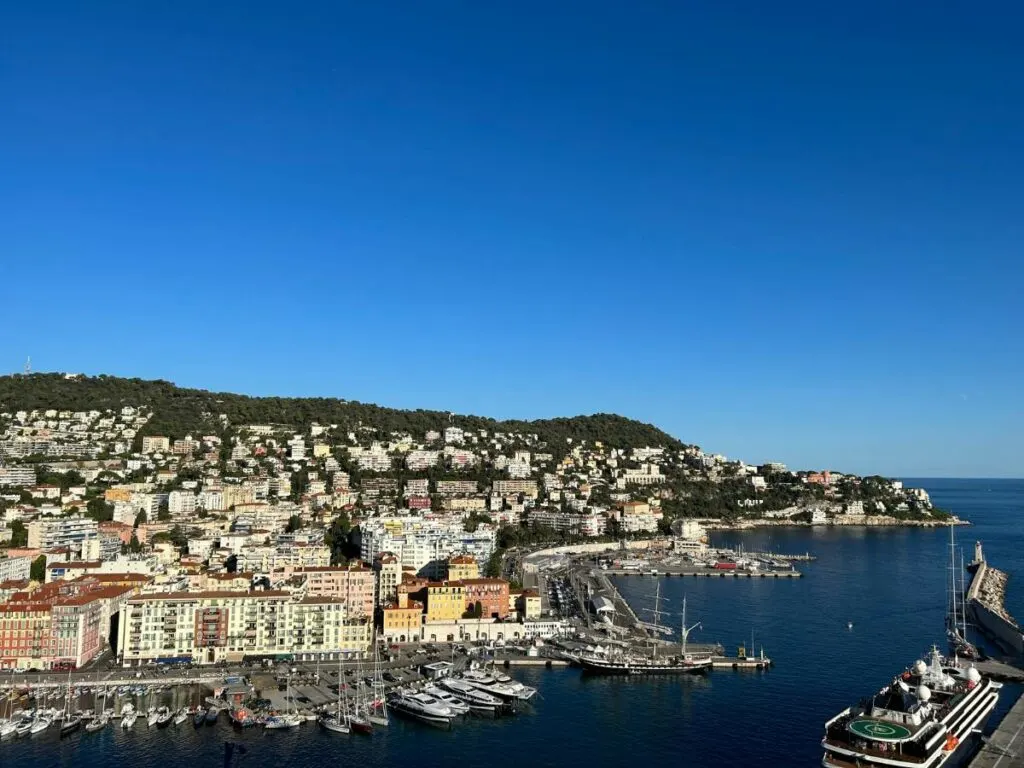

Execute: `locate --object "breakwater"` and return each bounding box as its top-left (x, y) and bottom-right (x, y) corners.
top-left (967, 551), bottom-right (1024, 655)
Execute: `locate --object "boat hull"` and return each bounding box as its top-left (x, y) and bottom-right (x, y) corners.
top-left (579, 657), bottom-right (712, 676)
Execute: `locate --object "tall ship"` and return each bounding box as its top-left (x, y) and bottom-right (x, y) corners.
top-left (578, 594), bottom-right (713, 675)
top-left (820, 647), bottom-right (1000, 768)
top-left (946, 525), bottom-right (981, 660)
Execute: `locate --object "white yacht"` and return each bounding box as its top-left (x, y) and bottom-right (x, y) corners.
top-left (438, 678), bottom-right (505, 715)
top-left (29, 713), bottom-right (52, 735)
top-left (821, 647), bottom-right (1000, 768)
top-left (423, 686), bottom-right (471, 716)
top-left (460, 670), bottom-right (524, 701)
top-left (264, 713), bottom-right (302, 729)
top-left (388, 691), bottom-right (455, 726)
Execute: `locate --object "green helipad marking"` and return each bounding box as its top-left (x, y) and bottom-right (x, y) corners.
top-left (848, 719), bottom-right (913, 742)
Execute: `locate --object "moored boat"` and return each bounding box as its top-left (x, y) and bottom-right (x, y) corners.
top-left (60, 712), bottom-right (83, 737)
top-left (821, 647), bottom-right (1000, 768)
top-left (388, 691), bottom-right (455, 727)
top-left (204, 707), bottom-right (219, 725)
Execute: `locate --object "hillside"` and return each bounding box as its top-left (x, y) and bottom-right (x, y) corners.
top-left (0, 373), bottom-right (686, 454)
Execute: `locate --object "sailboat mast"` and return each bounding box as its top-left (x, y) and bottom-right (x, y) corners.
top-left (948, 524), bottom-right (958, 634)
top-left (960, 549), bottom-right (968, 636)
top-left (681, 596), bottom-right (687, 656)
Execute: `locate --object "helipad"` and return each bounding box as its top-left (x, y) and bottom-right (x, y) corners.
top-left (848, 719), bottom-right (913, 742)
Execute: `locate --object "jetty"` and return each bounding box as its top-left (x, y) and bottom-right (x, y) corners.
top-left (967, 543), bottom-right (1024, 655)
top-left (968, 693), bottom-right (1024, 768)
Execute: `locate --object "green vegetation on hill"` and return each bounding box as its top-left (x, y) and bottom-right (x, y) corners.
top-left (0, 373), bottom-right (685, 454)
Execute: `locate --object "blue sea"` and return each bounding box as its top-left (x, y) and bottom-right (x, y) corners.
top-left (3, 478), bottom-right (1022, 767)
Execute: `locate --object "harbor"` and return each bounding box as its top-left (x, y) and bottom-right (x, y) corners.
top-left (968, 692), bottom-right (1024, 768)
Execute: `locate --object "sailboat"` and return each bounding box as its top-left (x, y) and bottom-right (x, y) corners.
top-left (320, 656), bottom-right (351, 734)
top-left (60, 671), bottom-right (83, 737)
top-left (367, 636), bottom-right (389, 727)
top-left (947, 524), bottom-right (981, 660)
top-left (347, 652), bottom-right (373, 734)
top-left (264, 675), bottom-right (302, 729)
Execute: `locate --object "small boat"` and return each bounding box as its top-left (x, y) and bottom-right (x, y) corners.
top-left (318, 713), bottom-right (350, 734)
top-left (229, 708), bottom-right (255, 728)
top-left (0, 719), bottom-right (19, 739)
top-left (193, 709), bottom-right (206, 728)
top-left (263, 713), bottom-right (302, 730)
top-left (204, 707), bottom-right (219, 725)
top-left (348, 711), bottom-right (373, 735)
top-left (16, 718), bottom-right (33, 737)
top-left (30, 714), bottom-right (52, 734)
top-left (60, 713), bottom-right (83, 737)
top-left (85, 715), bottom-right (109, 733)
top-left (173, 708), bottom-right (189, 726)
top-left (147, 708), bottom-right (159, 727)
top-left (155, 707), bottom-right (174, 728)
top-left (122, 711), bottom-right (139, 729)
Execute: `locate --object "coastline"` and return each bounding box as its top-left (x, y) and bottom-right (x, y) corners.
top-left (701, 515), bottom-right (968, 531)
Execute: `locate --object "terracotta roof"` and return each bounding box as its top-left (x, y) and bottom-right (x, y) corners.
top-left (128, 590), bottom-right (291, 602)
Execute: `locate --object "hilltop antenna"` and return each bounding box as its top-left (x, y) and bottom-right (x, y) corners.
top-left (24, 356), bottom-right (31, 375)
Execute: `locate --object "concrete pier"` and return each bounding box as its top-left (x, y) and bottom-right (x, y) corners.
top-left (969, 693), bottom-right (1024, 768)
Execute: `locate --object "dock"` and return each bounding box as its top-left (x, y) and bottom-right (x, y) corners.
top-left (604, 569), bottom-right (802, 578)
top-left (969, 693), bottom-right (1024, 768)
top-left (974, 660), bottom-right (1024, 684)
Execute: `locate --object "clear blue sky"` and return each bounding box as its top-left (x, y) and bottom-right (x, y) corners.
top-left (2, 2), bottom-right (1021, 478)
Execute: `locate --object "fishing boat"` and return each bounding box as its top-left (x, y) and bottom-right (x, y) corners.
top-left (438, 678), bottom-right (505, 715)
top-left (204, 706), bottom-right (219, 725)
top-left (155, 706), bottom-right (174, 728)
top-left (193, 708), bottom-right (206, 728)
top-left (173, 707), bottom-right (189, 726)
top-left (821, 647), bottom-right (1000, 768)
top-left (229, 707), bottom-right (255, 728)
top-left (387, 691), bottom-right (455, 727)
top-left (147, 708), bottom-right (160, 727)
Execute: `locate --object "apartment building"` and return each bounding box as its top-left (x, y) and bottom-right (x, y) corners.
top-left (117, 590), bottom-right (372, 666)
top-left (26, 516), bottom-right (98, 556)
top-left (491, 480), bottom-right (539, 498)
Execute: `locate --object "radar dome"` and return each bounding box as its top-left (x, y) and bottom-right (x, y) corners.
top-left (966, 667), bottom-right (981, 683)
top-left (917, 685), bottom-right (932, 701)
top-left (913, 660), bottom-right (928, 676)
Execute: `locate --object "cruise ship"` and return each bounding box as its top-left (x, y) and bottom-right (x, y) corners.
top-left (821, 647), bottom-right (1000, 768)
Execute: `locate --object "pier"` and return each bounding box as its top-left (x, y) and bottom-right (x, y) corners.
top-left (604, 568), bottom-right (802, 578)
top-left (969, 693), bottom-right (1024, 768)
top-left (967, 545), bottom-right (1024, 656)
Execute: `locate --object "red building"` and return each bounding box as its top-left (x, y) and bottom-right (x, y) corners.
top-left (461, 578), bottom-right (510, 619)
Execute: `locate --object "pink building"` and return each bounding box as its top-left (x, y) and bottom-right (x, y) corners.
top-left (277, 563), bottom-right (376, 619)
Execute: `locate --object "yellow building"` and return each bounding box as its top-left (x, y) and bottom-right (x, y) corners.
top-left (382, 603), bottom-right (423, 643)
top-left (425, 581), bottom-right (465, 623)
top-left (446, 555), bottom-right (479, 582)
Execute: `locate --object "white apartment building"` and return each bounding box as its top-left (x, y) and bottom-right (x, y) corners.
top-left (0, 555), bottom-right (32, 582)
top-left (359, 517), bottom-right (496, 579)
top-left (168, 490), bottom-right (197, 515)
top-left (529, 508), bottom-right (606, 537)
top-left (0, 466), bottom-right (36, 487)
top-left (26, 516), bottom-right (99, 556)
top-left (405, 451), bottom-right (440, 471)
top-left (117, 591), bottom-right (372, 666)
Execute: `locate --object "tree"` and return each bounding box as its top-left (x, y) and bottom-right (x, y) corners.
top-left (29, 555), bottom-right (46, 582)
top-left (9, 519), bottom-right (28, 548)
top-left (86, 497), bottom-right (114, 522)
top-left (286, 514), bottom-right (302, 533)
top-left (128, 534), bottom-right (142, 554)
top-left (157, 499), bottom-right (171, 522)
top-left (134, 511), bottom-right (147, 527)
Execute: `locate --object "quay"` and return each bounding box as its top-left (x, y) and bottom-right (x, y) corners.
top-left (604, 568), bottom-right (802, 578)
top-left (969, 693), bottom-right (1024, 768)
top-left (967, 544), bottom-right (1024, 656)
